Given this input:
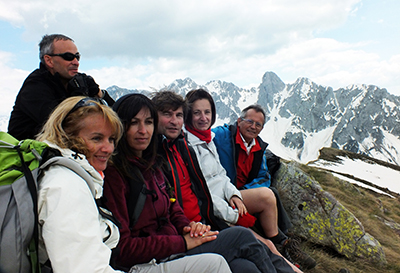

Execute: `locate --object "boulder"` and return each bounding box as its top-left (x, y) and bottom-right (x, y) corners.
top-left (274, 161), bottom-right (386, 266)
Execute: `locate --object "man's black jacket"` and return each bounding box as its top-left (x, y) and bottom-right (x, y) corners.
top-left (8, 63), bottom-right (114, 140)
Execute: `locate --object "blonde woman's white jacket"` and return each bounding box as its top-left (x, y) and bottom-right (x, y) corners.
top-left (37, 142), bottom-right (122, 273)
top-left (186, 130), bottom-right (242, 224)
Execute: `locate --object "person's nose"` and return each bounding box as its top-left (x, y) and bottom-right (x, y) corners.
top-left (103, 140), bottom-right (114, 154)
top-left (138, 122), bottom-right (147, 134)
top-left (169, 115), bottom-right (177, 125)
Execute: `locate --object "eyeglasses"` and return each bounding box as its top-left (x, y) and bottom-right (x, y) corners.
top-left (47, 52), bottom-right (81, 61)
top-left (63, 97), bottom-right (107, 123)
top-left (241, 118), bottom-right (263, 129)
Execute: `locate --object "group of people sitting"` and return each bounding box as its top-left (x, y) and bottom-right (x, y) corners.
top-left (6, 34), bottom-right (317, 273)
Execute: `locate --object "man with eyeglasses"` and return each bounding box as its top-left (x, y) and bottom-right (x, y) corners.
top-left (212, 105), bottom-right (317, 270)
top-left (8, 34), bottom-right (114, 140)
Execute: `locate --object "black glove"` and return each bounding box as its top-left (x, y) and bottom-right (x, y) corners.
top-left (67, 73), bottom-right (100, 97)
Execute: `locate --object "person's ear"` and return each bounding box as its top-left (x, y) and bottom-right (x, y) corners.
top-left (237, 117), bottom-right (241, 124)
top-left (44, 55), bottom-right (54, 68)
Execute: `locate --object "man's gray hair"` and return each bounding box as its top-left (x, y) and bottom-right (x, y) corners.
top-left (240, 104), bottom-right (266, 124)
top-left (39, 34), bottom-right (74, 64)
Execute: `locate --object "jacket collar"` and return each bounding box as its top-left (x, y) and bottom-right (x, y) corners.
top-left (44, 141), bottom-right (105, 198)
top-left (158, 131), bottom-right (185, 149)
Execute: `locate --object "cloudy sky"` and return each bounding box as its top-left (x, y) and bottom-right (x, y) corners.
top-left (0, 0), bottom-right (399, 117)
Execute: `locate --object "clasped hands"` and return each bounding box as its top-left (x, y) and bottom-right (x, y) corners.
top-left (183, 221), bottom-right (219, 250)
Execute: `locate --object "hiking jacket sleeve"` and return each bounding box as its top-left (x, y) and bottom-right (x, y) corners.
top-left (8, 64), bottom-right (68, 140)
top-left (38, 165), bottom-right (122, 273)
top-left (103, 165), bottom-right (189, 268)
top-left (186, 131), bottom-right (241, 224)
top-left (212, 124), bottom-right (238, 184)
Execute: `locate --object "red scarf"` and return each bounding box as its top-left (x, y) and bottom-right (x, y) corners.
top-left (186, 125), bottom-right (212, 143)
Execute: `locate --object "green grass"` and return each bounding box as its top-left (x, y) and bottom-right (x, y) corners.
top-left (297, 161), bottom-right (400, 273)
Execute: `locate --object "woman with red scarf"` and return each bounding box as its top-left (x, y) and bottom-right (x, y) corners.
top-left (184, 89), bottom-right (303, 273)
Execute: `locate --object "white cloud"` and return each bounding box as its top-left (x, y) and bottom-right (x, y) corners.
top-left (0, 0), bottom-right (361, 58)
top-left (263, 38), bottom-right (400, 92)
top-left (1, 0), bottom-right (399, 112)
top-left (86, 37), bottom-right (400, 97)
top-left (0, 51), bottom-right (30, 116)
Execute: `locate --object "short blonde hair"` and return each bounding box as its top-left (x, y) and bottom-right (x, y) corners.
top-left (37, 96), bottom-right (123, 157)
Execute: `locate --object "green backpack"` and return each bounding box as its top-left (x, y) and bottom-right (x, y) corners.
top-left (0, 132), bottom-right (58, 273)
top-left (0, 131), bottom-right (120, 273)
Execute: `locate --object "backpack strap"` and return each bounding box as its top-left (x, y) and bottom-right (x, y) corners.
top-left (109, 157), bottom-right (151, 230)
top-left (39, 156), bottom-right (96, 196)
top-left (39, 156), bottom-right (120, 227)
top-left (125, 165), bottom-right (152, 229)
top-left (130, 184), bottom-right (150, 227)
top-left (14, 144), bottom-right (41, 273)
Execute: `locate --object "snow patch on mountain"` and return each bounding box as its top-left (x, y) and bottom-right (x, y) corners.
top-left (331, 173), bottom-right (395, 198)
top-left (309, 157), bottom-right (400, 195)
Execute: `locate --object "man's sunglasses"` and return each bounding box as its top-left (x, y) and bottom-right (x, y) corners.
top-left (47, 52), bottom-right (81, 61)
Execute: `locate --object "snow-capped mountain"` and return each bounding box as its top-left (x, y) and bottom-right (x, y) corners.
top-left (3, 71), bottom-right (398, 166)
top-left (108, 72), bottom-right (400, 166)
top-left (259, 73), bottom-right (400, 165)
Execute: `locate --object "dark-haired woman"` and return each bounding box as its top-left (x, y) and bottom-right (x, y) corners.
top-left (36, 96), bottom-right (229, 273)
top-left (104, 93), bottom-right (293, 273)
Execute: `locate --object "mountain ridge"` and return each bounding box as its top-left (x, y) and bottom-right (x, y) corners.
top-left (106, 71), bottom-right (400, 166)
top-left (1, 71), bottom-right (398, 166)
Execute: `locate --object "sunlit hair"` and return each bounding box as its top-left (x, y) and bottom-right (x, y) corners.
top-left (151, 90), bottom-right (187, 117)
top-left (39, 34), bottom-right (74, 64)
top-left (185, 88), bottom-right (216, 129)
top-left (37, 96), bottom-right (123, 157)
top-left (240, 104), bottom-right (266, 124)
top-left (112, 93), bottom-right (159, 175)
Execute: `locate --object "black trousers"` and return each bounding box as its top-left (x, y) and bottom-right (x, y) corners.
top-left (186, 226), bottom-right (295, 273)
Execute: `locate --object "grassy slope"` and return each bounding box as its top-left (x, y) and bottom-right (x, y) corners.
top-left (296, 148), bottom-right (400, 273)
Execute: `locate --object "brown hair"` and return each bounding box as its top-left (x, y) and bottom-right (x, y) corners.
top-left (185, 89), bottom-right (216, 128)
top-left (151, 90), bottom-right (188, 117)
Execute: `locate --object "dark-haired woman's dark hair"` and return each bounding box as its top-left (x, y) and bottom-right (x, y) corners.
top-left (185, 89), bottom-right (216, 129)
top-left (111, 93), bottom-right (159, 176)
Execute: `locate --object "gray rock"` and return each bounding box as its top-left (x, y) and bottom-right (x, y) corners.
top-left (275, 161), bottom-right (387, 266)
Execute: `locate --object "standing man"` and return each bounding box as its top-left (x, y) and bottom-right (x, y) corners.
top-left (8, 34), bottom-right (114, 140)
top-left (212, 104), bottom-right (316, 270)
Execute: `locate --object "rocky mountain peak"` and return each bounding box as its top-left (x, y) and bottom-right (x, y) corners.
top-left (106, 71), bottom-right (400, 165)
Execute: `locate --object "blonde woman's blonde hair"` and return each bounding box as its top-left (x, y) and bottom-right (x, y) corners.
top-left (37, 96), bottom-right (123, 157)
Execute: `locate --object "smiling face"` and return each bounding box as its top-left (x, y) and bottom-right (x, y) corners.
top-left (44, 39), bottom-right (79, 81)
top-left (157, 106), bottom-right (184, 140)
top-left (126, 107), bottom-right (154, 157)
top-left (78, 114), bottom-right (116, 172)
top-left (237, 108), bottom-right (265, 143)
top-left (191, 99), bottom-right (212, 131)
